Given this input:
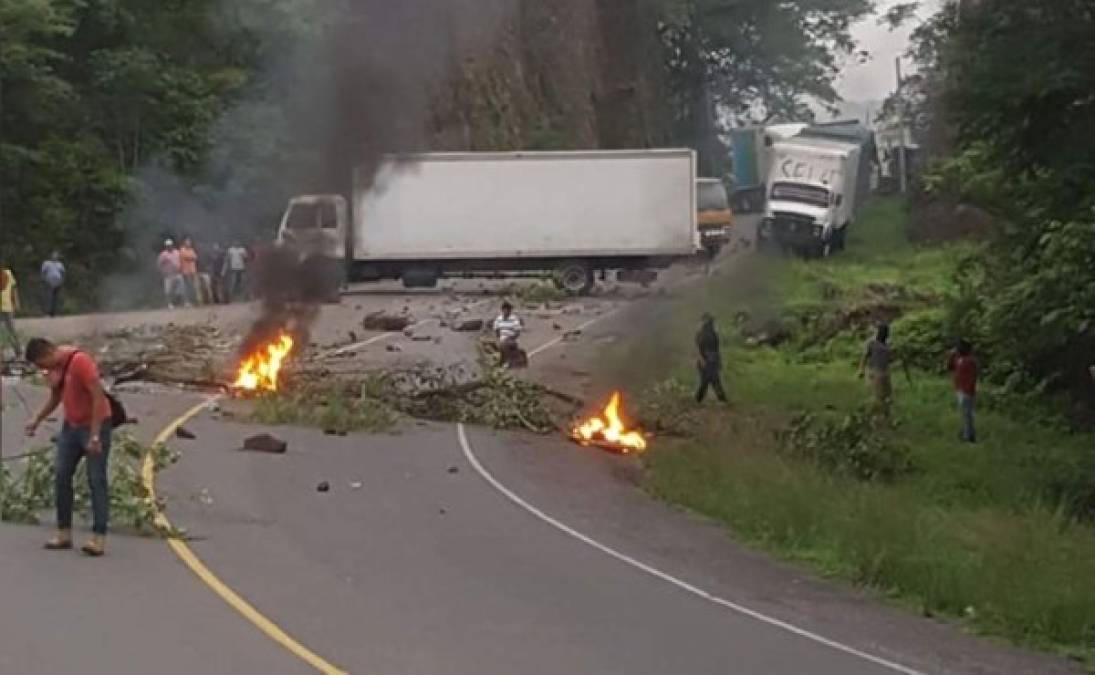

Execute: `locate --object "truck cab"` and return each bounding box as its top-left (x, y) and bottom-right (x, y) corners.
top-left (696, 178), bottom-right (732, 255)
top-left (760, 138), bottom-right (860, 257)
top-left (277, 194), bottom-right (347, 260)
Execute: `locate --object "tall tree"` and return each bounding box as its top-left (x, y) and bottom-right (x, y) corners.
top-left (658, 0), bottom-right (873, 174)
top-left (906, 0), bottom-right (1095, 397)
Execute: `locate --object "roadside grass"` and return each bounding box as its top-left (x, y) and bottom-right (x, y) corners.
top-left (624, 197), bottom-right (1095, 664)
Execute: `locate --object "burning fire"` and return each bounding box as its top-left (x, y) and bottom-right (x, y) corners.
top-left (233, 333), bottom-right (295, 392)
top-left (571, 391), bottom-right (648, 453)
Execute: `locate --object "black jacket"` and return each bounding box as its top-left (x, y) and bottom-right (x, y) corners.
top-left (696, 323), bottom-right (720, 365)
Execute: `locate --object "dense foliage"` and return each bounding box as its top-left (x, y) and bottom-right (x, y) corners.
top-left (2, 0), bottom-right (872, 310)
top-left (904, 1), bottom-right (1095, 400)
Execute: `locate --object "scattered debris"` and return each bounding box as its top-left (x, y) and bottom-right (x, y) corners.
top-left (452, 319), bottom-right (484, 332)
top-left (241, 434), bottom-right (287, 454)
top-left (175, 426), bottom-right (196, 440)
top-left (738, 313), bottom-right (793, 348)
top-left (362, 312), bottom-right (412, 332)
top-left (316, 481), bottom-right (330, 493)
top-left (86, 324), bottom-right (237, 388)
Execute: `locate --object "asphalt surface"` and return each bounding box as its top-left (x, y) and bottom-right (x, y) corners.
top-left (3, 389), bottom-right (1082, 673)
top-left (0, 243), bottom-right (1084, 675)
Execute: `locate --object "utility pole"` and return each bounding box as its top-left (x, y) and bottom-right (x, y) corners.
top-left (895, 56), bottom-right (909, 194)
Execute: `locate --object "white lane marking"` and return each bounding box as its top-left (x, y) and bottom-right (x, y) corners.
top-left (324, 324), bottom-right (428, 357)
top-left (461, 261), bottom-right (925, 675)
top-left (527, 311), bottom-right (623, 357)
top-left (527, 265), bottom-right (707, 358)
top-left (323, 298), bottom-right (496, 358)
top-left (456, 425), bottom-right (924, 675)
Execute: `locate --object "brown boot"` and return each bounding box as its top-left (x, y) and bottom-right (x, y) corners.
top-left (81, 534), bottom-right (105, 557)
top-left (44, 530), bottom-right (73, 550)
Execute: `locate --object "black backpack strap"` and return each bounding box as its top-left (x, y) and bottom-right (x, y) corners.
top-left (53, 350), bottom-right (81, 393)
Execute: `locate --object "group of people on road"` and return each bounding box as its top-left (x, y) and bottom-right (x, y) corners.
top-left (156, 238), bottom-right (249, 309)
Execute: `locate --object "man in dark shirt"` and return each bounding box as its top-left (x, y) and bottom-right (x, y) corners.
top-left (695, 313), bottom-right (727, 404)
top-left (947, 338), bottom-right (979, 443)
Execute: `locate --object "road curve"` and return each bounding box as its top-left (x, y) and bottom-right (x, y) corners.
top-left (155, 415), bottom-right (900, 675)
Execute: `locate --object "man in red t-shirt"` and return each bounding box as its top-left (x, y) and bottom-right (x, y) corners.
top-left (24, 337), bottom-right (113, 556)
top-left (946, 338), bottom-right (979, 443)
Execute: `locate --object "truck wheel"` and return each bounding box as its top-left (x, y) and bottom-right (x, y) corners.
top-left (401, 268), bottom-right (439, 289)
top-left (553, 261), bottom-right (594, 295)
top-left (836, 226), bottom-right (848, 252)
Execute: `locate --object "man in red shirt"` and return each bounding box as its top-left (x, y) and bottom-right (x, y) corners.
top-left (947, 338), bottom-right (979, 443)
top-left (24, 338), bottom-right (113, 556)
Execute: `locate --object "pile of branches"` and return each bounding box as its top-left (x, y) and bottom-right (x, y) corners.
top-left (93, 324), bottom-right (237, 388)
top-left (279, 359), bottom-right (583, 434)
top-left (394, 364), bottom-right (581, 432)
top-left (0, 435), bottom-right (182, 536)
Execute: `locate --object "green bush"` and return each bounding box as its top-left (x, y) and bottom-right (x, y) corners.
top-left (892, 308), bottom-right (951, 373)
top-left (781, 409), bottom-right (916, 483)
top-left (637, 378), bottom-right (702, 436)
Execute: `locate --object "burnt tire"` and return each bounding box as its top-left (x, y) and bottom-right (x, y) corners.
top-left (552, 261), bottom-right (594, 295)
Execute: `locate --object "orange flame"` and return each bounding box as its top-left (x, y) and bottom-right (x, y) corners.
top-left (571, 391), bottom-right (647, 453)
top-left (233, 333), bottom-right (294, 392)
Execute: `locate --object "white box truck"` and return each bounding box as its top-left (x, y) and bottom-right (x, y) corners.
top-left (760, 138), bottom-right (862, 257)
top-left (277, 149), bottom-right (699, 294)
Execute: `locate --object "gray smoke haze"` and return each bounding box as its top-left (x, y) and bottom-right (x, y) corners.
top-left (101, 0), bottom-right (514, 325)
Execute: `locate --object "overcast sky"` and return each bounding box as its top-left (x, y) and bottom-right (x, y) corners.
top-left (835, 0), bottom-right (944, 103)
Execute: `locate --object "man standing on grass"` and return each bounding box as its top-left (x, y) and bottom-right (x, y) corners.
top-left (858, 323), bottom-right (893, 417)
top-left (40, 251), bottom-right (66, 317)
top-left (1, 259), bottom-right (22, 358)
top-left (24, 338), bottom-right (113, 556)
top-left (695, 313), bottom-right (728, 404)
top-left (947, 338), bottom-right (979, 443)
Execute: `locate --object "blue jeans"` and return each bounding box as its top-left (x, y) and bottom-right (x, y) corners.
top-left (56, 422), bottom-right (113, 534)
top-left (957, 392), bottom-right (976, 443)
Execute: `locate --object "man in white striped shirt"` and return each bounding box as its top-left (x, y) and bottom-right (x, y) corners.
top-left (492, 301), bottom-right (525, 368)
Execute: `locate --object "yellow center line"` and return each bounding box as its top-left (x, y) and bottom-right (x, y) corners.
top-left (142, 396), bottom-right (348, 675)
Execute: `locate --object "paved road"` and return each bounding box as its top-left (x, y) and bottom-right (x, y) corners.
top-left (2, 378), bottom-right (1081, 675)
top-left (0, 234), bottom-right (1082, 675)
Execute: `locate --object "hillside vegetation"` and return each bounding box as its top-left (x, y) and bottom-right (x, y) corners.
top-left (625, 198), bottom-right (1095, 664)
top-left (1, 0), bottom-right (871, 309)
